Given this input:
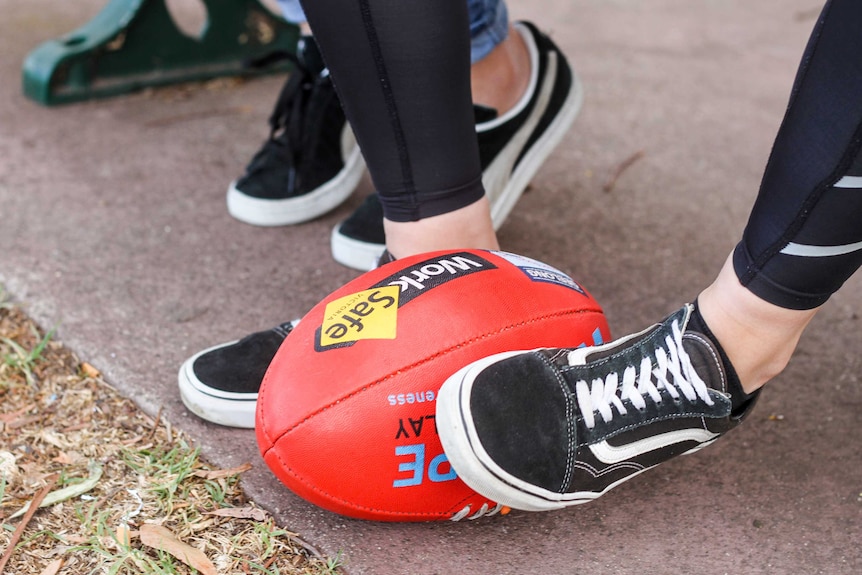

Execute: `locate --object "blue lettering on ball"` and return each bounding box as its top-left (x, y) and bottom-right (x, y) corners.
top-left (428, 453), bottom-right (457, 482)
top-left (393, 444), bottom-right (424, 487)
top-left (393, 444), bottom-right (458, 487)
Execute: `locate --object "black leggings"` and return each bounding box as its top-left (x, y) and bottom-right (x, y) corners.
top-left (300, 0), bottom-right (862, 311)
top-left (299, 0), bottom-right (485, 222)
top-left (734, 0), bottom-right (862, 309)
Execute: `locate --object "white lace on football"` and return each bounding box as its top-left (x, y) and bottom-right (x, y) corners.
top-left (450, 502), bottom-right (505, 521)
top-left (571, 319), bottom-right (714, 429)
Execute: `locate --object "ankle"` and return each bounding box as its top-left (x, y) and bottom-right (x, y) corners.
top-left (383, 197), bottom-right (499, 259)
top-left (470, 25), bottom-right (531, 115)
top-left (696, 254), bottom-right (819, 393)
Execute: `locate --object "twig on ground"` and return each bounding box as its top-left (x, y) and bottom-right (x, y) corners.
top-left (0, 473), bottom-right (59, 572)
top-left (603, 149), bottom-right (645, 192)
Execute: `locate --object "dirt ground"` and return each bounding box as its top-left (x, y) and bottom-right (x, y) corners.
top-left (0, 294), bottom-right (342, 575)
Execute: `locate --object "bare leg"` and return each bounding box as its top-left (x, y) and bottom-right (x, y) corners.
top-left (471, 25), bottom-right (531, 115)
top-left (384, 196), bottom-right (499, 259)
top-left (698, 253), bottom-right (819, 393)
top-left (384, 25), bottom-right (531, 259)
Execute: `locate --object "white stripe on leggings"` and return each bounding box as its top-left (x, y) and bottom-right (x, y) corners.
top-left (781, 240), bottom-right (862, 257)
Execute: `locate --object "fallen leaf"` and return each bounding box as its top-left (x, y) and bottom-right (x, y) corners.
top-left (10, 461), bottom-right (103, 519)
top-left (192, 462), bottom-right (253, 480)
top-left (39, 558), bottom-right (64, 575)
top-left (0, 404), bottom-right (37, 423)
top-left (38, 429), bottom-right (72, 449)
top-left (62, 421), bottom-right (91, 432)
top-left (116, 523), bottom-right (131, 546)
top-left (206, 506), bottom-right (269, 521)
top-left (0, 451), bottom-right (19, 483)
top-left (139, 523), bottom-right (216, 575)
top-left (80, 362), bottom-right (101, 378)
top-left (6, 414), bottom-right (43, 429)
top-left (51, 451), bottom-right (80, 465)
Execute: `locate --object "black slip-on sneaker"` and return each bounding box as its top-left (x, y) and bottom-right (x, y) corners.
top-left (330, 21), bottom-right (583, 271)
top-left (178, 321), bottom-right (297, 428)
top-left (227, 36), bottom-right (365, 226)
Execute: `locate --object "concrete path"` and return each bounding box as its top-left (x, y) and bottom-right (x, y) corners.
top-left (2, 1), bottom-right (860, 573)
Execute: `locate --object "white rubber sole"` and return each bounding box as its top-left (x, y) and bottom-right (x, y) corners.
top-left (479, 22), bottom-right (585, 230)
top-left (177, 341), bottom-right (257, 429)
top-left (329, 224), bottom-right (386, 272)
top-left (227, 128), bottom-right (366, 227)
top-left (437, 351), bottom-right (645, 512)
top-left (327, 44), bottom-right (584, 271)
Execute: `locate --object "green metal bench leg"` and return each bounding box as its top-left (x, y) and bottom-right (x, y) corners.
top-left (22, 0), bottom-right (299, 106)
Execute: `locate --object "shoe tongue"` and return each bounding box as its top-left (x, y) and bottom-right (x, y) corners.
top-left (687, 302), bottom-right (755, 414)
top-left (681, 335), bottom-right (725, 389)
top-left (297, 35), bottom-right (326, 75)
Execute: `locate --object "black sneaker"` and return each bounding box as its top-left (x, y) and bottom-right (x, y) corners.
top-left (227, 36), bottom-right (365, 226)
top-left (178, 321), bottom-right (297, 428)
top-left (436, 304), bottom-right (759, 512)
top-left (176, 249), bottom-right (400, 428)
top-left (330, 194), bottom-right (386, 271)
top-left (330, 21), bottom-right (584, 271)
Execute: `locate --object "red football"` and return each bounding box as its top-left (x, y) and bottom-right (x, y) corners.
top-left (256, 250), bottom-right (610, 522)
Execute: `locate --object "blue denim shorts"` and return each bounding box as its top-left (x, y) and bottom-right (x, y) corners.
top-left (276, 0), bottom-right (509, 62)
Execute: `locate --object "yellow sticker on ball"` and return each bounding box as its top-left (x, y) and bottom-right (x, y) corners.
top-left (319, 286), bottom-right (400, 348)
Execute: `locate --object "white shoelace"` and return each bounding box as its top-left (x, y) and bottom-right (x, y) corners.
top-left (569, 320), bottom-right (715, 430)
top-left (450, 502), bottom-right (506, 521)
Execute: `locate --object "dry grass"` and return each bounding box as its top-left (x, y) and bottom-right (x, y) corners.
top-left (0, 290), bottom-right (343, 574)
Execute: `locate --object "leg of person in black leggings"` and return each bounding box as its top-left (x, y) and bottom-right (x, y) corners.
top-left (298, 0), bottom-right (498, 258)
top-left (179, 0), bottom-right (587, 429)
top-left (701, 0), bottom-right (862, 393)
top-left (432, 0), bottom-right (862, 511)
top-left (299, 0), bottom-right (861, 399)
